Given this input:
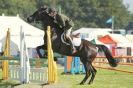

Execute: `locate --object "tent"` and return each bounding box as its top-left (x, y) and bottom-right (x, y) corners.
top-left (0, 16), bottom-right (44, 37)
top-left (98, 35), bottom-right (117, 56)
top-left (109, 34), bottom-right (133, 47)
top-left (73, 28), bottom-right (112, 39)
top-left (126, 34), bottom-right (133, 42)
top-left (98, 35), bottom-right (117, 44)
top-left (0, 37), bottom-right (19, 56)
top-left (0, 16), bottom-right (44, 57)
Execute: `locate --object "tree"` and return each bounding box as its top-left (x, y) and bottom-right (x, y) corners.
top-left (57, 0), bottom-right (131, 30)
top-left (0, 0), bottom-right (132, 31)
top-left (125, 14), bottom-right (133, 30)
top-left (0, 0), bottom-right (36, 20)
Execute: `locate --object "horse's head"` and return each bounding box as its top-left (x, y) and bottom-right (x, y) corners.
top-left (27, 7), bottom-right (49, 23)
top-left (27, 7), bottom-right (63, 36)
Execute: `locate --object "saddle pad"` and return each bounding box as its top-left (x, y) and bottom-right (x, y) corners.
top-left (73, 37), bottom-right (81, 46)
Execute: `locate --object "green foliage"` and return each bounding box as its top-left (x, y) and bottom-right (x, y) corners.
top-left (125, 14), bottom-right (133, 30)
top-left (57, 0), bottom-right (132, 30)
top-left (0, 0), bottom-right (36, 20)
top-left (0, 0), bottom-right (132, 30)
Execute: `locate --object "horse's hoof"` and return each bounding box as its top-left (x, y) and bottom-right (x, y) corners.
top-left (88, 82), bottom-right (93, 85)
top-left (80, 82), bottom-right (84, 85)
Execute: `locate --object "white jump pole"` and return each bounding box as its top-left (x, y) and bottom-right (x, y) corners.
top-left (20, 26), bottom-right (30, 83)
top-left (20, 26), bottom-right (24, 83)
top-left (24, 33), bottom-right (30, 83)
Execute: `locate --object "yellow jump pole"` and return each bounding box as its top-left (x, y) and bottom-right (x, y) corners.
top-left (2, 28), bottom-right (10, 80)
top-left (47, 26), bottom-right (57, 84)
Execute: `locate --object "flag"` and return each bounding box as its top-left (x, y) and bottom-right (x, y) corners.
top-left (106, 18), bottom-right (112, 24)
top-left (106, 16), bottom-right (114, 24)
top-left (106, 17), bottom-right (112, 24)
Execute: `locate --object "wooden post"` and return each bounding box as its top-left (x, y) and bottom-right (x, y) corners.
top-left (2, 29), bottom-right (10, 80)
top-left (47, 26), bottom-right (57, 84)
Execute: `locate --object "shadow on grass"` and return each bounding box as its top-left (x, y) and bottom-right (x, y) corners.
top-left (0, 79), bottom-right (21, 88)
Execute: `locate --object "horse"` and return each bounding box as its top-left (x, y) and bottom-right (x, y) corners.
top-left (27, 7), bottom-right (118, 85)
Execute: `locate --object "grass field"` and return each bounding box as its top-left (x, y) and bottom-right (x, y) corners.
top-left (0, 65), bottom-right (133, 88)
top-left (58, 69), bottom-right (133, 88)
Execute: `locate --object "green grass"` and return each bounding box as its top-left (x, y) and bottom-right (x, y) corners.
top-left (0, 65), bottom-right (133, 88)
top-left (57, 66), bottom-right (133, 88)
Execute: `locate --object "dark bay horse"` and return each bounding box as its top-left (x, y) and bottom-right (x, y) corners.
top-left (27, 7), bottom-right (118, 85)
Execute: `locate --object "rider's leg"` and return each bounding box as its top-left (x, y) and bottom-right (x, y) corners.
top-left (65, 27), bottom-right (76, 53)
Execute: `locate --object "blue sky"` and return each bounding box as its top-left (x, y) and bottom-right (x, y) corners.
top-left (123, 0), bottom-right (133, 12)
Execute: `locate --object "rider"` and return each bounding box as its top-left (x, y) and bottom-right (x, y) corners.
top-left (47, 7), bottom-right (76, 54)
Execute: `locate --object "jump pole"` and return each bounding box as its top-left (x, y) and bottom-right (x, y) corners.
top-left (47, 26), bottom-right (57, 84)
top-left (20, 26), bottom-right (30, 83)
top-left (2, 28), bottom-right (10, 80)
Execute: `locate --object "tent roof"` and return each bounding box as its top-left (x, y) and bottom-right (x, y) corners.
top-left (73, 27), bottom-right (112, 34)
top-left (110, 34), bottom-right (133, 47)
top-left (98, 35), bottom-right (117, 44)
top-left (0, 16), bottom-right (44, 49)
top-left (0, 16), bottom-right (44, 39)
top-left (88, 29), bottom-right (110, 40)
top-left (109, 34), bottom-right (130, 43)
top-left (73, 28), bottom-right (111, 40)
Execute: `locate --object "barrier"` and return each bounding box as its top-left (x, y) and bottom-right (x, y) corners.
top-left (47, 26), bottom-right (57, 83)
top-left (64, 56), bottom-right (85, 74)
top-left (0, 26), bottom-right (57, 84)
top-left (9, 66), bottom-right (48, 83)
top-left (64, 56), bottom-right (133, 74)
top-left (4, 59), bottom-right (48, 83)
top-left (93, 57), bottom-right (133, 74)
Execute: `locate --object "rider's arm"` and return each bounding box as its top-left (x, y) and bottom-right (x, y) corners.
top-left (56, 14), bottom-right (66, 29)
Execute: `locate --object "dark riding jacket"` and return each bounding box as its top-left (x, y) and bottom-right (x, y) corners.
top-left (54, 13), bottom-right (74, 30)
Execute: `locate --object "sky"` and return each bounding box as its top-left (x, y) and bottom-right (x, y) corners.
top-left (123, 0), bottom-right (133, 12)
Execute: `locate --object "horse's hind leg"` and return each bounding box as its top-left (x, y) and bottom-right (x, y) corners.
top-left (88, 64), bottom-right (97, 84)
top-left (80, 60), bottom-right (91, 85)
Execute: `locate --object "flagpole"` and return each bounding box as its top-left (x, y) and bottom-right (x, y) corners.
top-left (112, 16), bottom-right (114, 33)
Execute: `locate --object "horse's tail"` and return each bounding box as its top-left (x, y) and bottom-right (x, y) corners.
top-left (96, 44), bottom-right (118, 67)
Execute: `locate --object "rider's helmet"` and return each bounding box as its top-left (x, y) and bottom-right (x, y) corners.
top-left (47, 7), bottom-right (57, 16)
